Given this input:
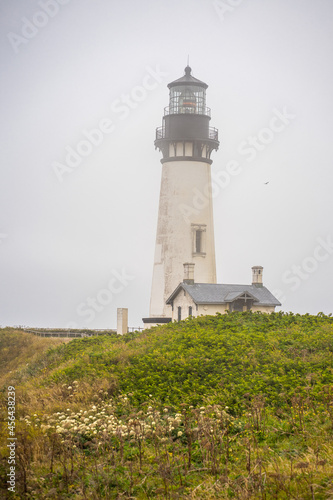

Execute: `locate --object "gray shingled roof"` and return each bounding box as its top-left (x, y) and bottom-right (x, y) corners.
top-left (166, 283), bottom-right (281, 307)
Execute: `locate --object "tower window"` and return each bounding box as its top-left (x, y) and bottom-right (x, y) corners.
top-left (195, 230), bottom-right (202, 253)
top-left (192, 224), bottom-right (206, 255)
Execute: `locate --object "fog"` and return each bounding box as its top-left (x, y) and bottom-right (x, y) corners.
top-left (1, 0), bottom-right (332, 329)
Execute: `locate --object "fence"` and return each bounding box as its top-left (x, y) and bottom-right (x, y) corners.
top-left (23, 327), bottom-right (144, 338)
top-left (23, 328), bottom-right (116, 338)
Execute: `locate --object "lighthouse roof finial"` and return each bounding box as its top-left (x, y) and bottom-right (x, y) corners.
top-left (185, 55), bottom-right (191, 76)
top-left (185, 65), bottom-right (191, 76)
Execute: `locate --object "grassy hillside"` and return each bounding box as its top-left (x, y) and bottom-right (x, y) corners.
top-left (1, 312), bottom-right (333, 499)
top-left (0, 329), bottom-right (69, 384)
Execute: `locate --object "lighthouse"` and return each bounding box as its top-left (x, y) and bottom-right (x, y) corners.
top-left (143, 66), bottom-right (219, 327)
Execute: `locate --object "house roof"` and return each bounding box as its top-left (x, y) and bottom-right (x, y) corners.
top-left (166, 283), bottom-right (281, 307)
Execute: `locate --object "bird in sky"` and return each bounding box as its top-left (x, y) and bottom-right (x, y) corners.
top-left (264, 181), bottom-right (269, 185)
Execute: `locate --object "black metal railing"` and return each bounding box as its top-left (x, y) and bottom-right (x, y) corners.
top-left (156, 126), bottom-right (165, 140)
top-left (209, 127), bottom-right (219, 141)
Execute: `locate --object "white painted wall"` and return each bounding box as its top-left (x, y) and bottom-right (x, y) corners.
top-left (197, 304), bottom-right (229, 316)
top-left (170, 291), bottom-right (277, 322)
top-left (252, 305), bottom-right (275, 313)
top-left (170, 290), bottom-right (229, 322)
top-left (171, 289), bottom-right (197, 321)
top-left (149, 155), bottom-right (216, 318)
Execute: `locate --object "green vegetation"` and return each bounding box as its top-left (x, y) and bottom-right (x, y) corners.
top-left (1, 312), bottom-right (333, 498)
top-left (0, 328), bottom-right (70, 382)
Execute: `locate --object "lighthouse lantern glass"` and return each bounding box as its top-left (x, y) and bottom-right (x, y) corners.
top-left (169, 85), bottom-right (206, 115)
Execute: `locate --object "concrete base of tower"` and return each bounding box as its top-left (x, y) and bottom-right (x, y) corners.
top-left (142, 317), bottom-right (172, 329)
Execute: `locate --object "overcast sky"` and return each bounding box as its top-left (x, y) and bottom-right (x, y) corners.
top-left (1, 0), bottom-right (332, 329)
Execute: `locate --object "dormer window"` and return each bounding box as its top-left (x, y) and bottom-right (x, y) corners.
top-left (229, 293), bottom-right (255, 312)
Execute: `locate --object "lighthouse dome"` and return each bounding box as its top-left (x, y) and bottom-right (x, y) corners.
top-left (167, 66), bottom-right (208, 90)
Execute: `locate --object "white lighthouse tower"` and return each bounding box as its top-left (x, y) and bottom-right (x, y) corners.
top-left (143, 66), bottom-right (219, 327)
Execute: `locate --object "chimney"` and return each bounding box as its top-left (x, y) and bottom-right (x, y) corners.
top-left (252, 266), bottom-right (263, 287)
top-left (183, 263), bottom-right (195, 284)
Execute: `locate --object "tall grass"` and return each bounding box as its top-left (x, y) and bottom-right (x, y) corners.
top-left (1, 313), bottom-right (333, 498)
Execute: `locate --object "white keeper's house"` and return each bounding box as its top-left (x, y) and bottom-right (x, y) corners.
top-left (166, 264), bottom-right (281, 323)
top-left (142, 66), bottom-right (281, 328)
